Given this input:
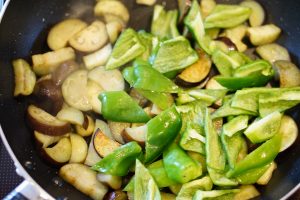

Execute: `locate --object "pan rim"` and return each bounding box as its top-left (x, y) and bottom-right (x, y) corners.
top-left (0, 0), bottom-right (299, 199)
top-left (0, 2), bottom-right (54, 199)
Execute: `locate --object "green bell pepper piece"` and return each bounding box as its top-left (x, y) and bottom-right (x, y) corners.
top-left (227, 133), bottom-right (281, 178)
top-left (215, 73), bottom-right (273, 90)
top-left (177, 89), bottom-right (228, 106)
top-left (92, 142), bottom-right (142, 176)
top-left (235, 163), bottom-right (271, 184)
top-left (259, 89), bottom-right (300, 117)
top-left (184, 0), bottom-right (211, 54)
top-left (244, 111), bottom-right (283, 144)
top-left (222, 115), bottom-right (249, 137)
top-left (163, 143), bottom-right (202, 184)
top-left (133, 57), bottom-right (152, 68)
top-left (231, 87), bottom-right (300, 114)
top-left (221, 132), bottom-right (247, 169)
top-left (228, 51), bottom-right (252, 67)
top-left (211, 96), bottom-right (256, 120)
top-left (204, 108), bottom-right (226, 171)
top-left (106, 28), bottom-right (145, 70)
top-left (212, 50), bottom-right (240, 76)
top-left (151, 5), bottom-right (179, 39)
top-left (193, 189), bottom-right (240, 200)
top-left (136, 89), bottom-right (174, 110)
top-left (145, 106), bottom-right (182, 163)
top-left (122, 66), bottom-right (174, 110)
top-left (204, 5), bottom-right (251, 28)
top-left (124, 160), bottom-right (177, 191)
top-left (148, 160), bottom-right (178, 187)
top-left (137, 31), bottom-right (155, 61)
top-left (151, 36), bottom-right (199, 73)
top-left (231, 88), bottom-right (276, 113)
top-left (207, 167), bottom-right (238, 187)
top-left (133, 65), bottom-right (180, 93)
top-left (177, 176), bottom-right (213, 200)
top-left (233, 60), bottom-right (273, 77)
top-left (99, 91), bottom-right (150, 123)
top-left (134, 159), bottom-right (161, 200)
top-left (180, 123), bottom-right (206, 155)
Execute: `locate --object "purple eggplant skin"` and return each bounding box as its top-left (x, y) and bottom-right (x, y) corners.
top-left (216, 37), bottom-right (238, 51)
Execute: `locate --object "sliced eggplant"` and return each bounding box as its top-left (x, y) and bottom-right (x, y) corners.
top-left (47, 18), bottom-right (88, 50)
top-left (234, 185), bottom-right (260, 200)
top-left (278, 115), bottom-right (298, 152)
top-left (75, 115), bottom-right (95, 137)
top-left (121, 125), bottom-right (147, 146)
top-left (27, 105), bottom-right (71, 136)
top-left (97, 173), bottom-right (122, 190)
top-left (273, 60), bottom-right (300, 87)
top-left (108, 121), bottom-right (131, 144)
top-left (87, 80), bottom-right (104, 114)
top-left (12, 59), bottom-right (36, 96)
top-left (94, 119), bottom-right (114, 140)
top-left (93, 129), bottom-right (121, 157)
top-left (62, 70), bottom-right (92, 111)
top-left (104, 191), bottom-right (128, 200)
top-left (59, 163), bottom-right (108, 200)
top-left (215, 37), bottom-right (238, 51)
top-left (105, 21), bottom-right (123, 43)
top-left (83, 44), bottom-right (112, 70)
top-left (256, 162), bottom-right (277, 185)
top-left (69, 133), bottom-right (88, 163)
top-left (69, 21), bottom-right (109, 53)
top-left (129, 89), bottom-right (149, 108)
top-left (56, 106), bottom-right (84, 126)
top-left (201, 0), bottom-right (216, 18)
top-left (42, 137), bottom-right (72, 164)
top-left (84, 135), bottom-right (102, 166)
top-left (51, 60), bottom-right (79, 86)
top-left (88, 66), bottom-right (125, 92)
top-left (33, 77), bottom-right (64, 116)
top-left (150, 104), bottom-right (162, 116)
top-left (247, 24), bottom-right (281, 46)
top-left (256, 43), bottom-right (291, 63)
top-left (178, 0), bottom-right (191, 22)
top-left (136, 0), bottom-right (156, 6)
top-left (240, 0), bottom-right (265, 27)
top-left (94, 1), bottom-right (129, 25)
top-left (176, 50), bottom-right (212, 87)
top-left (34, 131), bottom-right (68, 148)
top-left (222, 25), bottom-right (248, 52)
top-left (205, 76), bottom-right (227, 90)
top-left (32, 47), bottom-right (75, 76)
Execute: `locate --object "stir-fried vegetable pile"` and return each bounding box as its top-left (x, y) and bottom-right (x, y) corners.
top-left (12, 0), bottom-right (300, 199)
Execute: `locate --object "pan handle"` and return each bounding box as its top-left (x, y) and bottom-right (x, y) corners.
top-left (3, 180), bottom-right (45, 200)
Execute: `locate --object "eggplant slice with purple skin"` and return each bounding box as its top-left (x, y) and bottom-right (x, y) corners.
top-left (176, 50), bottom-right (212, 87)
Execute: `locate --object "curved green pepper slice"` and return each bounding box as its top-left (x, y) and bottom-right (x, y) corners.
top-left (145, 107), bottom-right (182, 163)
top-left (99, 91), bottom-right (150, 123)
top-left (227, 133), bottom-right (281, 178)
top-left (92, 142), bottom-right (142, 176)
top-left (163, 143), bottom-right (202, 184)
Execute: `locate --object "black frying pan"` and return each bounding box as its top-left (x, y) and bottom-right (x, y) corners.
top-left (0, 0), bottom-right (300, 199)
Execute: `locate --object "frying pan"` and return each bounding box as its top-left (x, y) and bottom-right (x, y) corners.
top-left (0, 0), bottom-right (300, 199)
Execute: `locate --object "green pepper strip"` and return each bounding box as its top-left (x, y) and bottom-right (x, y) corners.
top-left (204, 108), bottom-right (226, 171)
top-left (227, 133), bottom-right (281, 178)
top-left (92, 142), bottom-right (142, 176)
top-left (134, 159), bottom-right (161, 200)
top-left (235, 162), bottom-right (272, 184)
top-left (163, 143), bottom-right (202, 184)
top-left (99, 91), bottom-right (150, 123)
top-left (145, 106), bottom-right (182, 163)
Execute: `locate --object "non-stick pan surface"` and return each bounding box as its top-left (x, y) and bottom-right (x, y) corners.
top-left (0, 0), bottom-right (300, 199)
